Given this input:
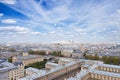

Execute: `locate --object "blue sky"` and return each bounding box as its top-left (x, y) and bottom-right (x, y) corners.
top-left (0, 0), bottom-right (120, 43)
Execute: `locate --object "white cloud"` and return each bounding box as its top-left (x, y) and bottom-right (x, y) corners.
top-left (111, 30), bottom-right (118, 33)
top-left (0, 0), bottom-right (16, 5)
top-left (96, 30), bottom-right (102, 33)
top-left (92, 32), bottom-right (97, 35)
top-left (1, 0), bottom-right (120, 43)
top-left (0, 26), bottom-right (30, 34)
top-left (0, 13), bottom-right (3, 17)
top-left (117, 9), bottom-right (120, 14)
top-left (1, 19), bottom-right (17, 24)
top-left (75, 28), bottom-right (86, 32)
top-left (74, 28), bottom-right (87, 35)
top-left (0, 26), bottom-right (49, 38)
top-left (79, 32), bottom-right (87, 35)
top-left (30, 32), bottom-right (46, 35)
top-left (8, 0), bottom-right (72, 23)
top-left (48, 31), bottom-right (56, 34)
top-left (0, 26), bottom-right (46, 36)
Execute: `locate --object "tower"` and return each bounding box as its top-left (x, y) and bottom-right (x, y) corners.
top-left (12, 56), bottom-right (18, 63)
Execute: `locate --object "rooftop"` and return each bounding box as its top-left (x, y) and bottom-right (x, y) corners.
top-left (46, 62), bottom-right (59, 66)
top-left (99, 64), bottom-right (120, 69)
top-left (0, 62), bottom-right (18, 73)
top-left (20, 60), bottom-right (80, 80)
top-left (90, 70), bottom-right (120, 78)
top-left (14, 62), bottom-right (23, 66)
top-left (26, 67), bottom-right (40, 73)
top-left (59, 58), bottom-right (73, 63)
top-left (17, 54), bottom-right (43, 61)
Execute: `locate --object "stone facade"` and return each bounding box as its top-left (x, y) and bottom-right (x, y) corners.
top-left (0, 61), bottom-right (25, 80)
top-left (68, 60), bottom-right (120, 80)
top-left (8, 65), bottom-right (24, 80)
top-left (12, 52), bottom-right (44, 66)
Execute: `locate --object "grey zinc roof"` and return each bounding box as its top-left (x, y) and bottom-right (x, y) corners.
top-left (13, 61), bottom-right (23, 66)
top-left (0, 58), bottom-right (7, 63)
top-left (90, 70), bottom-right (120, 78)
top-left (99, 64), bottom-right (120, 69)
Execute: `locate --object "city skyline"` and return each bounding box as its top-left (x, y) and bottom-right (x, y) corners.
top-left (0, 0), bottom-right (120, 43)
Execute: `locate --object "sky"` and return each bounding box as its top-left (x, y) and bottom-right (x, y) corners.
top-left (0, 0), bottom-right (120, 43)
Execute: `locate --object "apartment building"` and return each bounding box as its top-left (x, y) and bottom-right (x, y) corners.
top-left (0, 58), bottom-right (25, 80)
top-left (68, 60), bottom-right (120, 80)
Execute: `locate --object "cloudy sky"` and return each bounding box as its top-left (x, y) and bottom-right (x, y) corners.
top-left (0, 0), bottom-right (120, 43)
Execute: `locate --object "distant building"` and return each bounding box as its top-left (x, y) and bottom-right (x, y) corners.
top-left (61, 49), bottom-right (73, 57)
top-left (12, 52), bottom-right (46, 66)
top-left (22, 52), bottom-right (29, 57)
top-left (0, 52), bottom-right (20, 58)
top-left (72, 49), bottom-right (83, 58)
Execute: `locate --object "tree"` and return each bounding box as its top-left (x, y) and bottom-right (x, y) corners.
top-left (113, 57), bottom-right (120, 65)
top-left (10, 48), bottom-right (16, 52)
top-left (51, 51), bottom-right (63, 57)
top-left (94, 54), bottom-right (99, 60)
top-left (28, 50), bottom-right (34, 54)
top-left (83, 53), bottom-right (86, 58)
top-left (102, 56), bottom-right (107, 61)
top-left (103, 56), bottom-right (112, 64)
top-left (28, 50), bottom-right (46, 55)
top-left (102, 56), bottom-right (120, 65)
top-left (8, 58), bottom-right (12, 63)
top-left (25, 60), bottom-right (47, 69)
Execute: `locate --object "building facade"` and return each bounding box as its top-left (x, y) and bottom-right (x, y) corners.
top-left (68, 60), bottom-right (120, 80)
top-left (12, 52), bottom-right (45, 66)
top-left (0, 60), bottom-right (25, 80)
